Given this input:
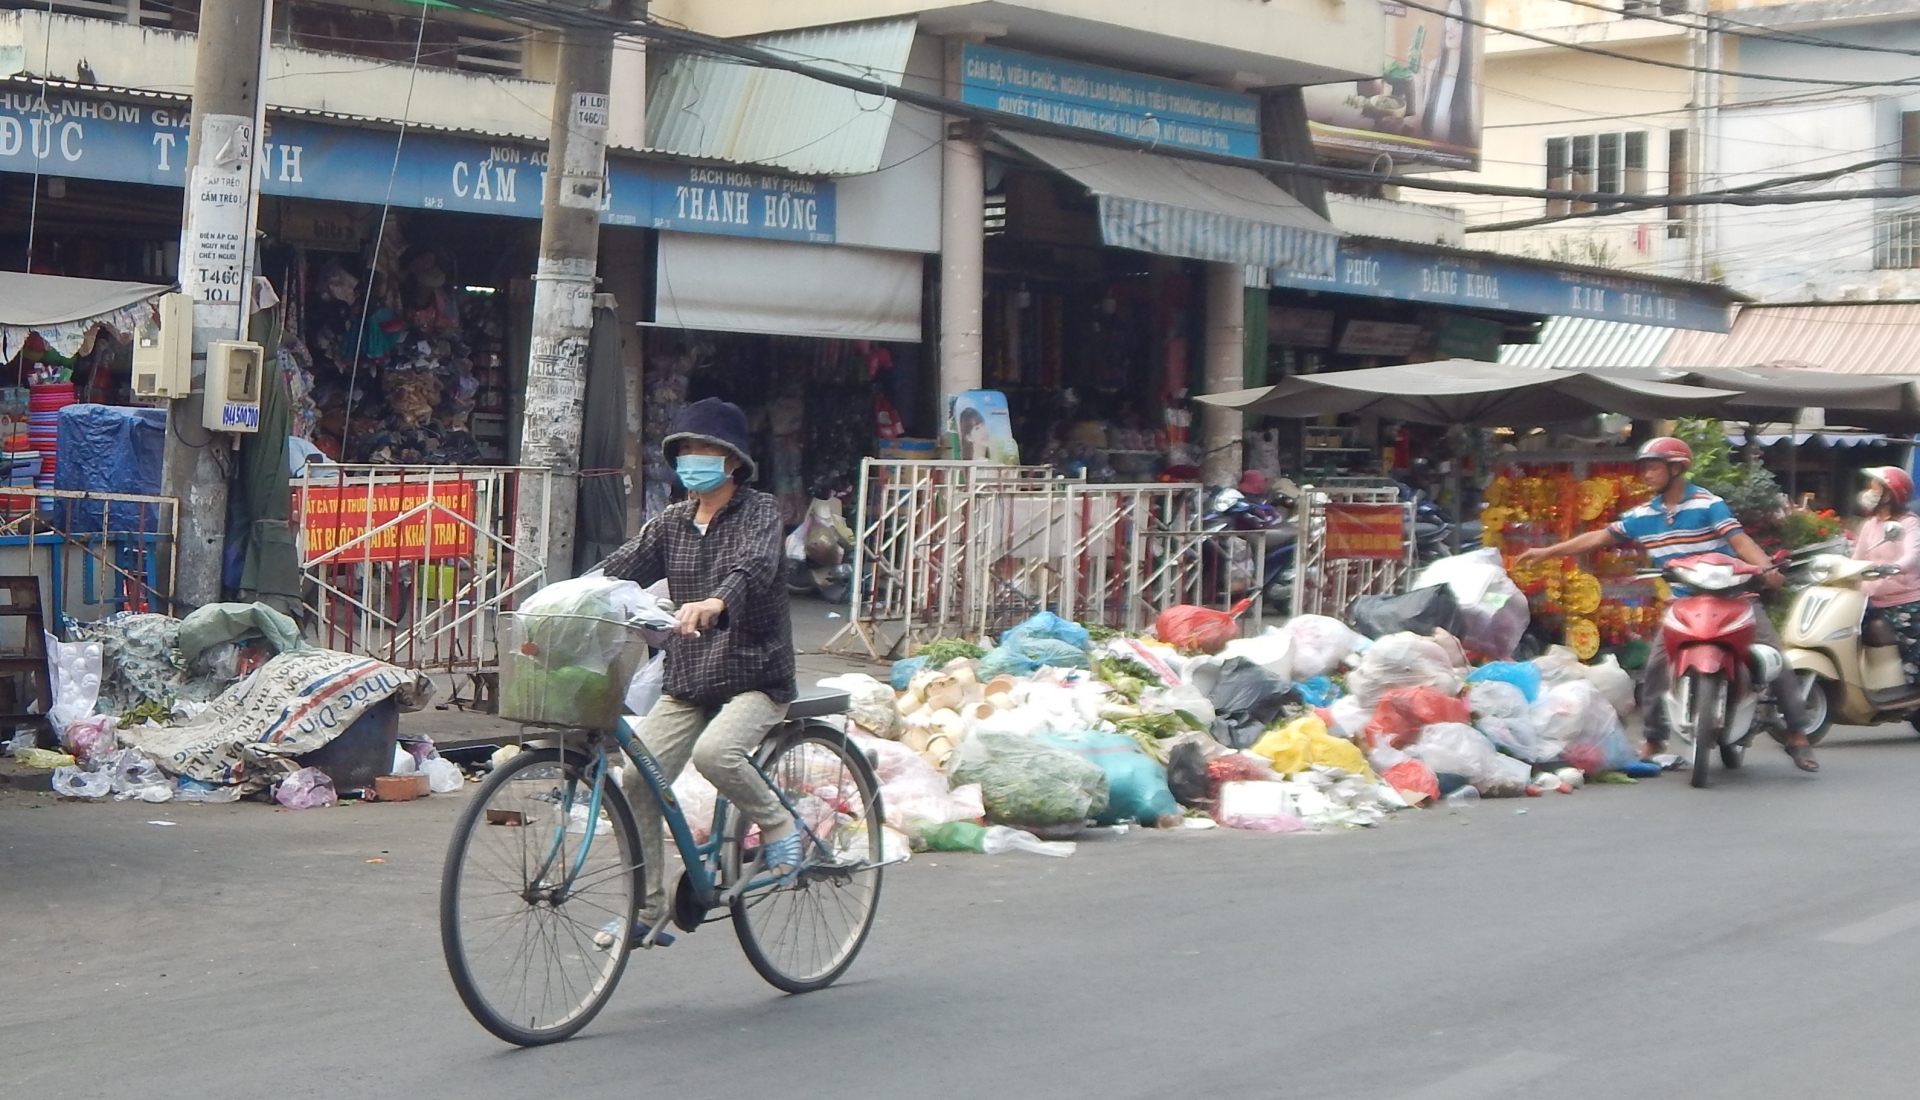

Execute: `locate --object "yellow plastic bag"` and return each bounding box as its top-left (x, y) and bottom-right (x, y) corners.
top-left (1249, 716), bottom-right (1375, 780)
top-left (13, 747), bottom-right (76, 769)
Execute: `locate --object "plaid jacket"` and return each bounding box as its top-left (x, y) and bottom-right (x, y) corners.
top-left (597, 488), bottom-right (796, 706)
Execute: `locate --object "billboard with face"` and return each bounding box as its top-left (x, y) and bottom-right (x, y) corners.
top-left (1304, 0), bottom-right (1483, 171)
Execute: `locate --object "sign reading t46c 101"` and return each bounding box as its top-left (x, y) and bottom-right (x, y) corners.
top-left (300, 481), bottom-right (477, 563)
top-left (1323, 503), bottom-right (1405, 560)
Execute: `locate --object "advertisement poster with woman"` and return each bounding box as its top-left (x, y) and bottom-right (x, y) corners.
top-left (1304, 0), bottom-right (1483, 171)
top-left (951, 390), bottom-right (1021, 465)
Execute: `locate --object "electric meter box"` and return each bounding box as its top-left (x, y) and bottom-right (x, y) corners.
top-left (131, 293), bottom-right (193, 399)
top-left (202, 340), bottom-right (265, 433)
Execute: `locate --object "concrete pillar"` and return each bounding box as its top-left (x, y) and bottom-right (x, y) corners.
top-left (1202, 263), bottom-right (1246, 487)
top-left (938, 36), bottom-right (985, 408)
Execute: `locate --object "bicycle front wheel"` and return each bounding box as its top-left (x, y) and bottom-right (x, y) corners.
top-left (440, 747), bottom-right (641, 1045)
top-left (727, 725), bottom-right (885, 993)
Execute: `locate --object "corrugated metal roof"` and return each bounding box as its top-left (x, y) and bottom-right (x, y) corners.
top-left (1501, 315), bottom-right (1676, 371)
top-left (1661, 302), bottom-right (1920, 376)
top-left (646, 18), bottom-right (915, 177)
top-left (997, 132), bottom-right (1342, 276)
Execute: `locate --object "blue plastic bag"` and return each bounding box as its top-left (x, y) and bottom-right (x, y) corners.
top-left (1467, 661), bottom-right (1542, 702)
top-left (1041, 731), bottom-right (1179, 826)
top-left (1296, 676), bottom-right (1341, 708)
top-left (891, 656), bottom-right (928, 691)
top-left (976, 638), bottom-right (1089, 678)
top-left (999, 611), bottom-right (1091, 653)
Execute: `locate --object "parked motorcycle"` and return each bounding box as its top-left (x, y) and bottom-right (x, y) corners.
top-left (1201, 486), bottom-right (1297, 613)
top-left (1782, 551), bottom-right (1920, 741)
top-left (1648, 553), bottom-right (1789, 789)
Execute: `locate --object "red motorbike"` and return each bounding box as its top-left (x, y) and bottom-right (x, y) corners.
top-left (1652, 553), bottom-right (1788, 788)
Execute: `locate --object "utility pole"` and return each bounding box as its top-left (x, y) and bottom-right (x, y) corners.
top-left (512, 10), bottom-right (618, 585)
top-left (161, 0), bottom-right (269, 608)
top-left (1685, 0), bottom-right (1707, 280)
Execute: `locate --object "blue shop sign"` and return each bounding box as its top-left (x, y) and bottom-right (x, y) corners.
top-left (959, 43), bottom-right (1260, 158)
top-left (0, 88), bottom-right (834, 242)
top-left (1268, 241), bottom-right (1731, 332)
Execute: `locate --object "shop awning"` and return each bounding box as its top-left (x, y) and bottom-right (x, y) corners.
top-left (1198, 359), bottom-right (1739, 427)
top-left (645, 17), bottom-right (917, 176)
top-left (1501, 316), bottom-right (1677, 370)
top-left (1661, 302), bottom-right (1920, 375)
top-left (650, 232), bottom-right (922, 342)
top-left (995, 132), bottom-right (1342, 277)
top-left (0, 272), bottom-right (168, 328)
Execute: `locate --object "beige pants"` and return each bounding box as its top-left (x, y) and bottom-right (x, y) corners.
top-left (622, 691), bottom-right (789, 923)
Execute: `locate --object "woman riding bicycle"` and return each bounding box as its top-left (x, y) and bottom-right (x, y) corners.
top-left (595, 398), bottom-right (802, 946)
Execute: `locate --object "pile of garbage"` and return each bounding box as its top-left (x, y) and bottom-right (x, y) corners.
top-left (783, 548), bottom-right (1652, 855)
top-left (4, 601), bottom-right (437, 807)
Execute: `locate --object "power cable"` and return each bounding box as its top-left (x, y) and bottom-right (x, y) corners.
top-left (1530, 0), bottom-right (1920, 60)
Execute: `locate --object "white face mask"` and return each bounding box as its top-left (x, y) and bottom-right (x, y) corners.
top-left (1859, 488), bottom-right (1885, 514)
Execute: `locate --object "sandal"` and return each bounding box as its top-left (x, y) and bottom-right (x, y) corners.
top-left (1785, 742), bottom-right (1820, 773)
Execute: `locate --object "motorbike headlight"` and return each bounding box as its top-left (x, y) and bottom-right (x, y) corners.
top-left (1803, 559), bottom-right (1835, 585)
top-left (1676, 562), bottom-right (1740, 591)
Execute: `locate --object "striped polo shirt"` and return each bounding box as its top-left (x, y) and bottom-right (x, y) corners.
top-left (1607, 484), bottom-right (1743, 588)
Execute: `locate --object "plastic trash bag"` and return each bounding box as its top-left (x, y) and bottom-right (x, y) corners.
top-left (1249, 714), bottom-right (1372, 778)
top-left (1467, 661), bottom-right (1543, 702)
top-left (976, 637), bottom-right (1089, 678)
top-left (1532, 646), bottom-right (1588, 688)
top-left (1041, 731), bottom-right (1179, 826)
top-left (1364, 686), bottom-right (1472, 749)
top-left (1583, 655), bottom-right (1636, 718)
top-left (59, 714), bottom-right (118, 765)
top-left (1469, 680), bottom-right (1554, 762)
top-left (1381, 758), bottom-right (1440, 802)
top-left (14, 747), bottom-right (74, 769)
top-left (1203, 657), bottom-right (1296, 749)
top-left (818, 673), bottom-right (897, 738)
top-left (624, 652), bottom-right (666, 718)
top-left (104, 748), bottom-right (169, 798)
top-left (1348, 585), bottom-right (1465, 640)
top-left (1166, 740), bottom-right (1212, 808)
top-left (390, 745), bottom-right (418, 775)
top-left (890, 656), bottom-right (927, 691)
top-left (500, 576), bottom-right (654, 728)
top-left (1415, 548), bottom-right (1531, 660)
top-left (1220, 628), bottom-right (1294, 682)
top-left (1346, 633), bottom-right (1464, 710)
top-left (1532, 680), bottom-right (1633, 775)
top-left (999, 611), bottom-right (1091, 653)
top-left (45, 633), bottom-right (103, 735)
top-left (1326, 695), bottom-right (1369, 742)
top-left (981, 825), bottom-right (1076, 857)
top-left (274, 767), bottom-right (337, 810)
top-left (174, 778), bottom-right (242, 804)
top-left (1296, 676), bottom-right (1339, 708)
top-left (946, 733), bottom-right (1110, 829)
top-left (1155, 602), bottom-right (1247, 654)
top-left (52, 765), bottom-right (113, 799)
top-left (422, 756), bottom-right (464, 794)
top-left (1287, 616), bottom-right (1364, 678)
top-left (1405, 723), bottom-right (1502, 790)
top-left (3, 730), bottom-right (35, 757)
top-left (849, 731), bottom-right (985, 831)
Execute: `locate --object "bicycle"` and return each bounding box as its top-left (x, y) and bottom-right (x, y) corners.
top-left (438, 688), bottom-right (886, 1046)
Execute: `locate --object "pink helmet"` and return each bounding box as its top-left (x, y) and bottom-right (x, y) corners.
top-left (1864, 465), bottom-right (1914, 507)
top-left (1635, 436), bottom-right (1693, 471)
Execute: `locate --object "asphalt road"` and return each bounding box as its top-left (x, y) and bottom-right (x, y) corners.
top-left (6, 723), bottom-right (1920, 1100)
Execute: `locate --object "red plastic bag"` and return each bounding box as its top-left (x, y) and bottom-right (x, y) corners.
top-left (1382, 759), bottom-right (1441, 803)
top-left (1204, 753), bottom-right (1275, 799)
top-left (1362, 686), bottom-right (1471, 750)
top-left (1155, 599), bottom-right (1252, 654)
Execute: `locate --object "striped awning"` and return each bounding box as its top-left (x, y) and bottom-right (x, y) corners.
top-left (996, 132), bottom-right (1342, 277)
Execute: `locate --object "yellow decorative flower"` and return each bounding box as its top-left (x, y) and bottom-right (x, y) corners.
top-left (1564, 572), bottom-right (1601, 614)
top-left (1566, 618), bottom-right (1601, 660)
top-left (1578, 478), bottom-right (1616, 521)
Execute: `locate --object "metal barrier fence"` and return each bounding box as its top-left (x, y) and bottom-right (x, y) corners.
top-left (831, 460), bottom-right (1268, 656)
top-left (0, 487), bottom-right (177, 626)
top-left (292, 465), bottom-right (554, 675)
top-left (1290, 479), bottom-right (1416, 618)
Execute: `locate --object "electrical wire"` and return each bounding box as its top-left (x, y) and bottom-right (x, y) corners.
top-left (1527, 0), bottom-right (1920, 60)
top-left (23, 0), bottom-right (54, 272)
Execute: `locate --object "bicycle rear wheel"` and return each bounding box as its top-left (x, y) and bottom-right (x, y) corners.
top-left (441, 747), bottom-right (640, 1045)
top-left (726, 725), bottom-right (885, 993)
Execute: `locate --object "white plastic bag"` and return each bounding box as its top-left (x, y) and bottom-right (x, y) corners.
top-left (1583, 655), bottom-right (1636, 719)
top-left (817, 673), bottom-right (897, 738)
top-left (1470, 680), bottom-right (1553, 762)
top-left (1405, 722), bottom-right (1502, 788)
top-left (422, 756), bottom-right (464, 794)
top-left (1415, 548), bottom-right (1531, 660)
top-left (1286, 616), bottom-right (1364, 679)
top-left (105, 748), bottom-right (170, 798)
top-left (1346, 633), bottom-right (1464, 709)
top-left (51, 765), bottom-right (112, 800)
top-left (1219, 627), bottom-right (1294, 682)
top-left (980, 825), bottom-right (1075, 858)
top-left (625, 652), bottom-right (666, 717)
top-left (390, 745), bottom-right (418, 775)
top-left (1326, 695), bottom-right (1370, 742)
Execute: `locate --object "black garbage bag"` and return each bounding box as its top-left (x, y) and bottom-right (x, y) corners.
top-left (1204, 656), bottom-right (1296, 749)
top-left (1348, 585), bottom-right (1466, 640)
top-left (1165, 741), bottom-right (1212, 808)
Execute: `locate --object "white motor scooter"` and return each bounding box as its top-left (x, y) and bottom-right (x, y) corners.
top-left (1782, 552), bottom-right (1920, 741)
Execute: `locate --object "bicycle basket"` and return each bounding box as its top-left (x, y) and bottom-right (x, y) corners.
top-left (497, 610), bottom-right (651, 728)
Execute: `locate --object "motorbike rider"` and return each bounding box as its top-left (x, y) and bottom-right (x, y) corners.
top-left (1515, 437), bottom-right (1818, 772)
top-left (1849, 466), bottom-right (1920, 681)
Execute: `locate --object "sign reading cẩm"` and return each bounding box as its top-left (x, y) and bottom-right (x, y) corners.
top-left (300, 480), bottom-right (477, 563)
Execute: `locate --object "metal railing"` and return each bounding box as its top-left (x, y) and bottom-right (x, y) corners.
top-left (292, 464), bottom-right (554, 675)
top-left (1291, 480), bottom-right (1416, 619)
top-left (0, 486), bottom-right (177, 624)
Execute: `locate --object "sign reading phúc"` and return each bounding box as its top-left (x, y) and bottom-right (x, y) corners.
top-left (300, 481), bottom-right (477, 563)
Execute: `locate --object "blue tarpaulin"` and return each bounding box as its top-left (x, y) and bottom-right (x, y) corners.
top-left (52, 404), bottom-right (166, 534)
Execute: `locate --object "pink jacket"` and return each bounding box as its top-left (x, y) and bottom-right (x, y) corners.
top-left (1852, 513), bottom-right (1920, 607)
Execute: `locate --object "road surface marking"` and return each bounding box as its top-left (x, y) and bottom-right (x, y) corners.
top-left (1819, 901), bottom-right (1920, 945)
top-left (1397, 1052), bottom-right (1571, 1099)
